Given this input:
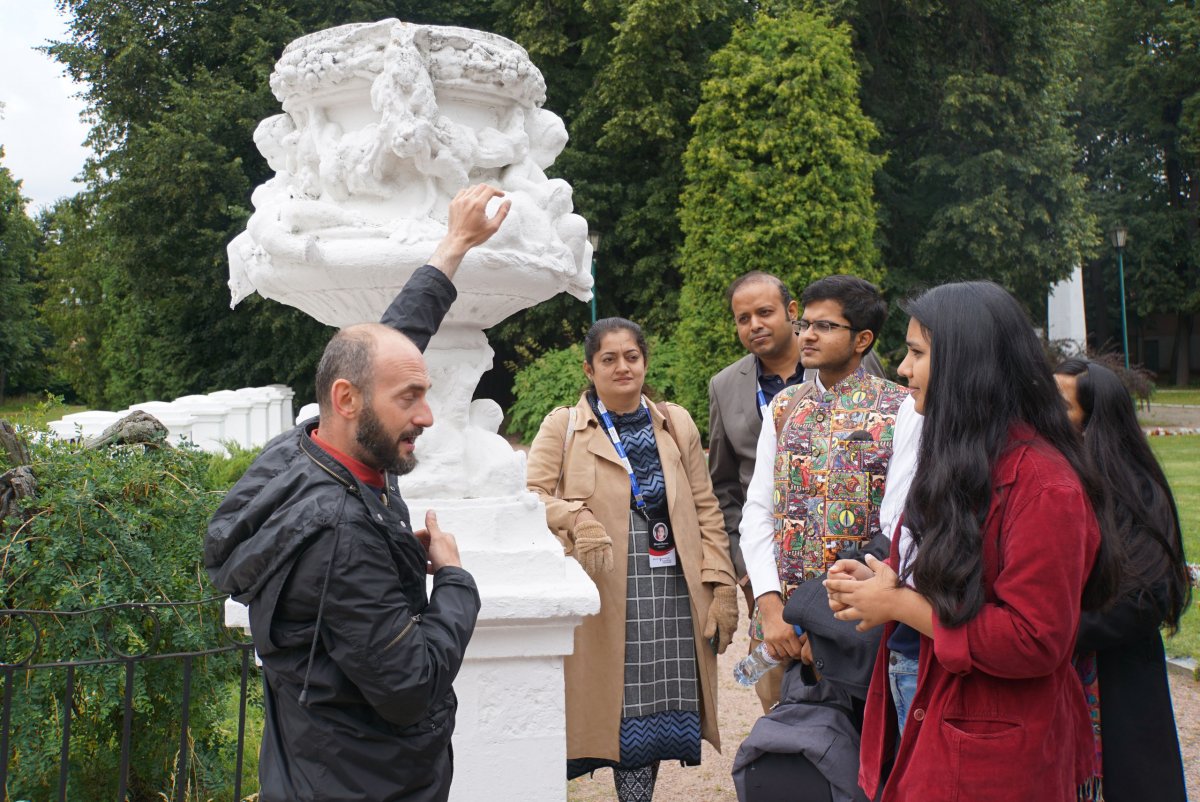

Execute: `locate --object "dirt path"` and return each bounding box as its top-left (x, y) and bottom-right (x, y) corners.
top-left (1139, 403), bottom-right (1200, 430)
top-left (568, 594), bottom-right (1200, 801)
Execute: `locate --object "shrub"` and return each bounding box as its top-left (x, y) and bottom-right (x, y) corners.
top-left (508, 343), bottom-right (587, 443)
top-left (206, 442), bottom-right (263, 490)
top-left (0, 433), bottom-right (257, 800)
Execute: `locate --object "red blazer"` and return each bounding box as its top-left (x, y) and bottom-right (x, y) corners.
top-left (859, 426), bottom-right (1101, 802)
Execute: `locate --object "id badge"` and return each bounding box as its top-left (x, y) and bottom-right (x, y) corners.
top-left (646, 515), bottom-right (677, 568)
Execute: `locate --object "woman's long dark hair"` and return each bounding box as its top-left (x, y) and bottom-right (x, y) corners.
top-left (1055, 358), bottom-right (1191, 633)
top-left (900, 282), bottom-right (1120, 626)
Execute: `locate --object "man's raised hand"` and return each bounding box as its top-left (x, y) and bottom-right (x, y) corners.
top-left (427, 184), bottom-right (512, 279)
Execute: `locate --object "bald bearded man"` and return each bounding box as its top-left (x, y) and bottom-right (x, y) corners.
top-left (205, 185), bottom-right (509, 801)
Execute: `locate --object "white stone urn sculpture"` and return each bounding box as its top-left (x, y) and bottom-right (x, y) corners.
top-left (226, 20), bottom-right (601, 802)
top-left (227, 19), bottom-right (593, 498)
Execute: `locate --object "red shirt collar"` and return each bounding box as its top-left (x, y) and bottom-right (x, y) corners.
top-left (311, 429), bottom-right (385, 488)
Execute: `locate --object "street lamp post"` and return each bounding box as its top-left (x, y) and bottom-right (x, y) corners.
top-left (1110, 225), bottom-right (1130, 370)
top-left (587, 232), bottom-right (601, 324)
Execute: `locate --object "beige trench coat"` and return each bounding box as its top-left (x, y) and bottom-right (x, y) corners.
top-left (526, 393), bottom-right (737, 762)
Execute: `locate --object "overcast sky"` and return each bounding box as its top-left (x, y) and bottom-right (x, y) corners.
top-left (0, 0), bottom-right (92, 215)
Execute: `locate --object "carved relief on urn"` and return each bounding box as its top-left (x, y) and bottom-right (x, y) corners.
top-left (227, 20), bottom-right (593, 498)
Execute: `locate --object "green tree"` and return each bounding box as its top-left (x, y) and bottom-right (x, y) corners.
top-left (38, 195), bottom-right (116, 403)
top-left (1075, 0), bottom-right (1200, 385)
top-left (827, 0), bottom-right (1095, 314)
top-left (672, 9), bottom-right (883, 428)
top-left (0, 149), bottom-right (43, 402)
top-left (492, 0), bottom-right (750, 358)
top-left (42, 1), bottom-right (440, 408)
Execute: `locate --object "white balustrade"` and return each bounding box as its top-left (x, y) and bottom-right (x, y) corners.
top-left (268, 384), bottom-right (295, 435)
top-left (235, 387), bottom-right (275, 447)
top-left (46, 386), bottom-right (299, 454)
top-left (58, 410), bottom-right (122, 439)
top-left (260, 387), bottom-right (286, 440)
top-left (206, 390), bottom-right (255, 449)
top-left (46, 419), bottom-right (82, 441)
top-left (124, 402), bottom-right (198, 447)
top-left (171, 395), bottom-right (230, 454)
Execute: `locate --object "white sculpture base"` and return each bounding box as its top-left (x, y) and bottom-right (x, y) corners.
top-left (224, 492), bottom-right (598, 800)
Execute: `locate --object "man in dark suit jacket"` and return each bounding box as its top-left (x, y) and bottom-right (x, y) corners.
top-left (709, 274), bottom-right (801, 587)
top-left (708, 273), bottom-right (807, 712)
top-left (708, 272), bottom-right (883, 711)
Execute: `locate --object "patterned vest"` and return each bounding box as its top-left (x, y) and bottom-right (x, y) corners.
top-left (770, 368), bottom-right (907, 595)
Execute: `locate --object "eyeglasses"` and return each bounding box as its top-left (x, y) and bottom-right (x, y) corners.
top-left (793, 319), bottom-right (859, 335)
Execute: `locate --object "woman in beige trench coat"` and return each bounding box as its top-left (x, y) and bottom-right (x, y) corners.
top-left (526, 317), bottom-right (739, 802)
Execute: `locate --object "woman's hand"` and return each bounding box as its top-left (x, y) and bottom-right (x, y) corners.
top-left (826, 558), bottom-right (873, 612)
top-left (829, 558), bottom-right (874, 582)
top-left (571, 512), bottom-right (613, 577)
top-left (704, 585), bottom-right (739, 654)
top-left (825, 555), bottom-right (935, 636)
top-left (824, 554), bottom-right (904, 632)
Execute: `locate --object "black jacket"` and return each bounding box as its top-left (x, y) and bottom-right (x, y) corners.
top-left (732, 534), bottom-right (886, 802)
top-left (205, 267), bottom-right (481, 802)
top-left (733, 572), bottom-right (882, 802)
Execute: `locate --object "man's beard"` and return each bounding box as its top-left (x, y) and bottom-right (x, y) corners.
top-left (356, 403), bottom-right (422, 475)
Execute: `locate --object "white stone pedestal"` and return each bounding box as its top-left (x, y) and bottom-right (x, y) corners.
top-left (408, 494), bottom-right (598, 802)
top-left (224, 490), bottom-right (598, 801)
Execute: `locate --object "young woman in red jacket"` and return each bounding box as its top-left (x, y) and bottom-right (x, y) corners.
top-left (824, 281), bottom-right (1120, 802)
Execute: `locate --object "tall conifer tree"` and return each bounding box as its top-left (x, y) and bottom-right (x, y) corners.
top-left (674, 9), bottom-right (883, 427)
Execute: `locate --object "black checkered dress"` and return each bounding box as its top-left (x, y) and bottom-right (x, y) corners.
top-left (622, 510), bottom-right (699, 720)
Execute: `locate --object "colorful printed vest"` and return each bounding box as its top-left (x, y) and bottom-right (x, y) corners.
top-left (750, 369), bottom-right (908, 639)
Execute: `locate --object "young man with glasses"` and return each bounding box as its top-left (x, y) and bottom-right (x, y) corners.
top-left (738, 275), bottom-right (907, 704)
top-left (708, 272), bottom-right (883, 710)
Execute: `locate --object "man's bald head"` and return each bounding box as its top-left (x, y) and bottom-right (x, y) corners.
top-left (725, 271), bottom-right (793, 310)
top-left (315, 324), bottom-right (420, 416)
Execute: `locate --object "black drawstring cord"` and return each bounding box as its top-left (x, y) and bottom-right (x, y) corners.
top-left (299, 498), bottom-right (346, 706)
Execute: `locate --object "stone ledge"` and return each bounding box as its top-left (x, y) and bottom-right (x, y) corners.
top-left (1167, 656), bottom-right (1197, 680)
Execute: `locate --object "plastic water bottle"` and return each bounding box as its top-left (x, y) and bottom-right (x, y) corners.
top-left (732, 643), bottom-right (781, 686)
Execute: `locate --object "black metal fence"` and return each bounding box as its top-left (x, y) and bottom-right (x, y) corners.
top-left (0, 598), bottom-right (256, 801)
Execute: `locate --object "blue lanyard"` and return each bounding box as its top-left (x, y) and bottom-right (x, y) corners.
top-left (755, 387), bottom-right (769, 420)
top-left (594, 395), bottom-right (652, 516)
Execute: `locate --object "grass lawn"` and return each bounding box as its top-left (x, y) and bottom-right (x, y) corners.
top-left (1150, 436), bottom-right (1200, 659)
top-left (0, 394), bottom-right (86, 432)
top-left (1151, 388), bottom-right (1200, 407)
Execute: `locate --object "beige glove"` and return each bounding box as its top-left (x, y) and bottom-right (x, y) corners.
top-left (704, 584), bottom-right (739, 654)
top-left (572, 518), bottom-right (614, 577)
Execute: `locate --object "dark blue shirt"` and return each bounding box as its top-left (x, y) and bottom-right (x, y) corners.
top-left (756, 358), bottom-right (806, 408)
top-left (887, 623), bottom-right (921, 660)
